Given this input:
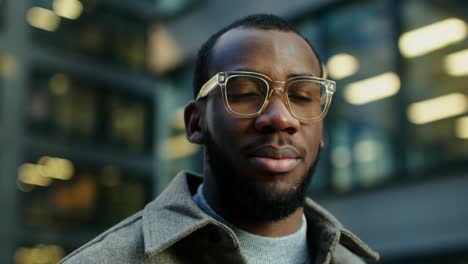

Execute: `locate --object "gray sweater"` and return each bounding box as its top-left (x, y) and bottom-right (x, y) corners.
top-left (193, 184), bottom-right (310, 263)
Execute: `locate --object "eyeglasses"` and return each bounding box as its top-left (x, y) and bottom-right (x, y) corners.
top-left (196, 71), bottom-right (336, 121)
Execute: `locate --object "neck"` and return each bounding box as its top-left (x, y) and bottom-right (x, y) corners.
top-left (203, 165), bottom-right (305, 237)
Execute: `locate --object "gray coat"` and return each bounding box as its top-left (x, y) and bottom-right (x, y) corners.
top-left (60, 171), bottom-right (379, 264)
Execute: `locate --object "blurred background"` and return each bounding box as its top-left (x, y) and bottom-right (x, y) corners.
top-left (0, 0), bottom-right (467, 263)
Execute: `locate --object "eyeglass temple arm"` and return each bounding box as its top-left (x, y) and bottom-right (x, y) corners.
top-left (321, 63), bottom-right (328, 79)
top-left (196, 74), bottom-right (219, 100)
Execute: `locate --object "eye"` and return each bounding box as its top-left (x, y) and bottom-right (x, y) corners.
top-left (226, 76), bottom-right (267, 100)
top-left (288, 88), bottom-right (318, 103)
top-left (287, 81), bottom-right (321, 104)
top-left (228, 92), bottom-right (263, 100)
top-left (289, 93), bottom-right (313, 102)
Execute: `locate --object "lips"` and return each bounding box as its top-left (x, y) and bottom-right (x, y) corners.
top-left (248, 146), bottom-right (301, 173)
top-left (250, 146), bottom-right (300, 159)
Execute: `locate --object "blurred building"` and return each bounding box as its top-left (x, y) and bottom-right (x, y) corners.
top-left (0, 0), bottom-right (467, 263)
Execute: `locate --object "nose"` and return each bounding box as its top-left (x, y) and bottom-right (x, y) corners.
top-left (254, 94), bottom-right (300, 134)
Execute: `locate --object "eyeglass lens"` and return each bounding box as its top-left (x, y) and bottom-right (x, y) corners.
top-left (225, 75), bottom-right (326, 119)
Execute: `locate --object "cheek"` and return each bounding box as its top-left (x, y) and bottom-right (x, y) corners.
top-left (302, 124), bottom-right (323, 158)
top-left (206, 98), bottom-right (250, 145)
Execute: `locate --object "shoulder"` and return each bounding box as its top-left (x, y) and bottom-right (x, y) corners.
top-left (304, 198), bottom-right (379, 263)
top-left (59, 211), bottom-right (145, 264)
top-left (332, 244), bottom-right (367, 264)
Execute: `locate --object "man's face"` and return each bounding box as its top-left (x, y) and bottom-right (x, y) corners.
top-left (201, 28), bottom-right (323, 221)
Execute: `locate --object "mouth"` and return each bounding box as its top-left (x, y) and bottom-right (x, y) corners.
top-left (248, 146), bottom-right (301, 173)
top-left (249, 157), bottom-right (300, 173)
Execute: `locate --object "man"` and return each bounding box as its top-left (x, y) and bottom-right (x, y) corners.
top-left (60, 14), bottom-right (379, 264)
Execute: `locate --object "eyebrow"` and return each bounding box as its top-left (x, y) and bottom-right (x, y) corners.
top-left (287, 73), bottom-right (315, 78)
top-left (233, 68), bottom-right (319, 79)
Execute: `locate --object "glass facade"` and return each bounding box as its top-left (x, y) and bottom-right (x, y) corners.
top-left (27, 69), bottom-right (154, 154)
top-left (296, 0), bottom-right (399, 193)
top-left (290, 0), bottom-right (468, 194)
top-left (30, 2), bottom-right (148, 73)
top-left (401, 0), bottom-right (468, 175)
top-left (0, 0), bottom-right (4, 32)
top-left (1, 0), bottom-right (158, 260)
top-left (18, 159), bottom-right (150, 229)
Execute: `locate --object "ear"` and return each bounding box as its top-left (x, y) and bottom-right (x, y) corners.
top-left (184, 100), bottom-right (206, 144)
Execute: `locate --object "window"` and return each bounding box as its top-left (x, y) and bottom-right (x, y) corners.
top-left (295, 0), bottom-right (468, 194)
top-left (401, 0), bottom-right (468, 175)
top-left (28, 69), bottom-right (154, 154)
top-left (28, 1), bottom-right (148, 73)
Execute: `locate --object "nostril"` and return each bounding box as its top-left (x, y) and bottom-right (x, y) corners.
top-left (254, 105), bottom-right (300, 134)
top-left (284, 127), bottom-right (298, 135)
top-left (258, 124), bottom-right (275, 134)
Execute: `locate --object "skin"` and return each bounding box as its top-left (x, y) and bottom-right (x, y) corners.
top-left (185, 28), bottom-right (323, 237)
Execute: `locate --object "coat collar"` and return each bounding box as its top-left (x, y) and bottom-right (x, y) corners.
top-left (304, 198), bottom-right (380, 262)
top-left (142, 170), bottom-right (211, 256)
top-left (142, 171), bottom-right (379, 262)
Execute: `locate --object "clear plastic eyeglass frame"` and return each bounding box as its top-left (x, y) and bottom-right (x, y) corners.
top-left (195, 71), bottom-right (336, 121)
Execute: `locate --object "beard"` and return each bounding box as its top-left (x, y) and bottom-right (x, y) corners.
top-left (204, 132), bottom-right (320, 223)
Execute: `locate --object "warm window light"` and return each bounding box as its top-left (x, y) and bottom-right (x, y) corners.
top-left (18, 163), bottom-right (52, 187)
top-left (399, 17), bottom-right (467, 58)
top-left (27, 7), bottom-right (60, 32)
top-left (344, 72), bottom-right (400, 105)
top-left (0, 53), bottom-right (17, 79)
top-left (455, 116), bottom-right (468, 139)
top-left (326, 53), bottom-right (359, 80)
top-left (171, 108), bottom-right (185, 130)
top-left (15, 244), bottom-right (65, 264)
top-left (38, 156), bottom-right (75, 180)
top-left (161, 134), bottom-right (198, 160)
top-left (17, 157), bottom-right (74, 189)
top-left (148, 25), bottom-right (182, 74)
top-left (407, 93), bottom-right (467, 124)
top-left (53, 0), bottom-right (83, 20)
top-left (445, 49), bottom-right (468, 76)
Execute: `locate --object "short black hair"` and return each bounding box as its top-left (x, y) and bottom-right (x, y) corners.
top-left (192, 13), bottom-right (323, 98)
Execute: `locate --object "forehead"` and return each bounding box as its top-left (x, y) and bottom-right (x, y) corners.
top-left (210, 28), bottom-right (321, 79)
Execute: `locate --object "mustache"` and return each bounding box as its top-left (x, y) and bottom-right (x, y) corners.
top-left (242, 136), bottom-right (305, 159)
